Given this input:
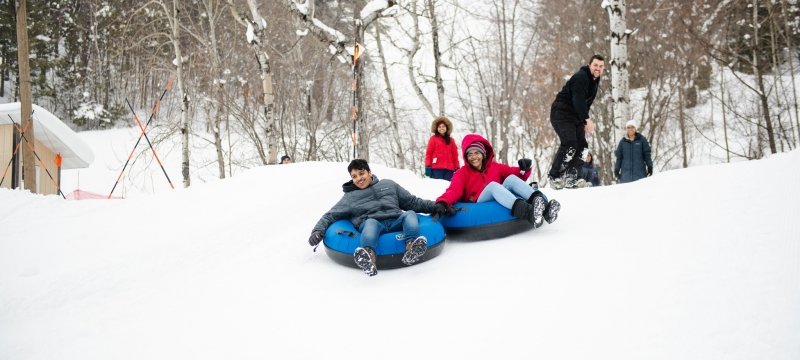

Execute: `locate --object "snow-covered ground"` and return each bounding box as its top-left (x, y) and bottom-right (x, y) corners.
top-left (1, 144), bottom-right (799, 359)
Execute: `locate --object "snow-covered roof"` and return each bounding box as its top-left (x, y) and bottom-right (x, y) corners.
top-left (0, 102), bottom-right (94, 169)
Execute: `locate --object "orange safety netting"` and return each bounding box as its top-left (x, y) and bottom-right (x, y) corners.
top-left (66, 189), bottom-right (123, 200)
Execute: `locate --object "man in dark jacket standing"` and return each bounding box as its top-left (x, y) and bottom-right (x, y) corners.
top-left (547, 55), bottom-right (605, 189)
top-left (614, 120), bottom-right (653, 183)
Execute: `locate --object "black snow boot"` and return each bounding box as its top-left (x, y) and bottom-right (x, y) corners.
top-left (354, 247), bottom-right (378, 276)
top-left (564, 167), bottom-right (578, 189)
top-left (511, 199), bottom-right (530, 219)
top-left (526, 193), bottom-right (546, 228)
top-left (543, 199), bottom-right (561, 224)
top-left (511, 199), bottom-right (537, 225)
top-left (402, 236), bottom-right (428, 265)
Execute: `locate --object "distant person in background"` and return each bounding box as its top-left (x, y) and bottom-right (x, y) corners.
top-left (614, 120), bottom-right (653, 183)
top-left (436, 134), bottom-right (560, 228)
top-left (424, 116), bottom-right (460, 181)
top-left (581, 152), bottom-right (600, 187)
top-left (547, 54), bottom-right (605, 190)
top-left (280, 155), bottom-right (292, 164)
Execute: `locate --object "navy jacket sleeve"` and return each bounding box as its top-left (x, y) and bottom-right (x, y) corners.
top-left (642, 136), bottom-right (653, 169)
top-left (614, 140), bottom-right (623, 175)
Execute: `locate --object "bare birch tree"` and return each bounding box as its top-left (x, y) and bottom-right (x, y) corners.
top-left (373, 22), bottom-right (405, 168)
top-left (602, 0), bottom-right (631, 128)
top-left (286, 0), bottom-right (398, 160)
top-left (426, 0), bottom-right (446, 115)
top-left (227, 0), bottom-right (278, 164)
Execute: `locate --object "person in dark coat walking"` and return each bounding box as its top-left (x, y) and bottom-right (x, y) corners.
top-left (547, 54), bottom-right (605, 190)
top-left (307, 159), bottom-right (454, 276)
top-left (614, 120), bottom-right (654, 183)
top-left (581, 152), bottom-right (600, 187)
top-left (424, 116), bottom-right (460, 180)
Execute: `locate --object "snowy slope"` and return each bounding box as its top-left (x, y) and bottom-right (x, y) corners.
top-left (1, 151), bottom-right (799, 360)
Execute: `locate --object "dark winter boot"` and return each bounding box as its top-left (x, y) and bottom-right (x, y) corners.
top-left (526, 193), bottom-right (546, 229)
top-left (354, 247), bottom-right (378, 276)
top-left (511, 199), bottom-right (538, 225)
top-left (574, 179), bottom-right (591, 188)
top-left (564, 167), bottom-right (578, 189)
top-left (511, 199), bottom-right (530, 220)
top-left (543, 199), bottom-right (561, 224)
top-left (548, 175), bottom-right (565, 190)
top-left (401, 236), bottom-right (428, 266)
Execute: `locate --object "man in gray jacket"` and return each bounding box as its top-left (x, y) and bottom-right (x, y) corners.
top-left (308, 159), bottom-right (454, 276)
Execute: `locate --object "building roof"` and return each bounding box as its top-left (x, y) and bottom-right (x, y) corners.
top-left (0, 102), bottom-right (94, 169)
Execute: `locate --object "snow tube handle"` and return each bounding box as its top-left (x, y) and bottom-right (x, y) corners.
top-left (336, 230), bottom-right (357, 238)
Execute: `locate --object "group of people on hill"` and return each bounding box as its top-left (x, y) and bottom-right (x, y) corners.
top-left (424, 54), bottom-right (652, 187)
top-left (309, 135), bottom-right (560, 276)
top-left (308, 54), bottom-right (656, 276)
top-left (544, 54), bottom-right (654, 187)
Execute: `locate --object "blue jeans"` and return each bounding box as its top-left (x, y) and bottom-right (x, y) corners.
top-left (358, 211), bottom-right (420, 250)
top-left (476, 176), bottom-right (546, 209)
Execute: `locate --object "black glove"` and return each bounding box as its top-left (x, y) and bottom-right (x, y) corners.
top-left (424, 166), bottom-right (432, 177)
top-left (308, 230), bottom-right (324, 246)
top-left (518, 158), bottom-right (532, 172)
top-left (647, 166), bottom-right (653, 177)
top-left (433, 201), bottom-right (456, 217)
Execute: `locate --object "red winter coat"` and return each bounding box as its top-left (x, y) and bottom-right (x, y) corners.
top-left (425, 135), bottom-right (460, 170)
top-left (436, 134), bottom-right (531, 205)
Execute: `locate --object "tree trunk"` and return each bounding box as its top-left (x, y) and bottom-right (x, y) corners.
top-left (204, 0), bottom-right (226, 178)
top-left (405, 1), bottom-right (436, 118)
top-left (750, 0), bottom-right (777, 154)
top-left (678, 86), bottom-right (688, 168)
top-left (782, 0), bottom-right (800, 146)
top-left (245, 0), bottom-right (277, 164)
top-left (374, 23), bottom-right (405, 169)
top-left (16, 0), bottom-right (36, 192)
top-left (605, 0), bottom-right (631, 127)
top-left (427, 0), bottom-right (445, 115)
top-left (720, 68), bottom-right (730, 163)
top-left (214, 86), bottom-right (226, 178)
top-left (170, 0), bottom-right (191, 187)
top-left (353, 23), bottom-right (369, 160)
top-left (305, 86), bottom-right (317, 159)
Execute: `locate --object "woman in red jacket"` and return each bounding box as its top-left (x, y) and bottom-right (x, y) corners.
top-left (425, 116), bottom-right (460, 181)
top-left (435, 134), bottom-right (560, 227)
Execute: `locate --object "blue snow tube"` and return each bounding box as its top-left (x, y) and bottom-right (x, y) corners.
top-left (323, 214), bottom-right (446, 269)
top-left (439, 200), bottom-right (534, 241)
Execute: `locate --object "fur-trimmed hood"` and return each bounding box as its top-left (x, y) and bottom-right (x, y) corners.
top-left (430, 116), bottom-right (453, 136)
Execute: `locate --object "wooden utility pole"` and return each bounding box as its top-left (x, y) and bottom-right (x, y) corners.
top-left (16, 0), bottom-right (36, 192)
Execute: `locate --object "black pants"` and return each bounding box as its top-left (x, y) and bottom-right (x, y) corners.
top-left (548, 111), bottom-right (588, 179)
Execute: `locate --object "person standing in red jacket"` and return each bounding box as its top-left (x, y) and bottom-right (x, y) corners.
top-left (435, 134), bottom-right (561, 227)
top-left (424, 116), bottom-right (460, 181)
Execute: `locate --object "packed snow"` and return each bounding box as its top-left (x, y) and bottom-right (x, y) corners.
top-left (1, 135), bottom-right (799, 359)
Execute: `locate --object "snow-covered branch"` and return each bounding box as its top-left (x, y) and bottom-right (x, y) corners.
top-left (285, 0), bottom-right (398, 62)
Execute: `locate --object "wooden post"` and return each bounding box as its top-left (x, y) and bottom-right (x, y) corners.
top-left (16, 0), bottom-right (36, 192)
